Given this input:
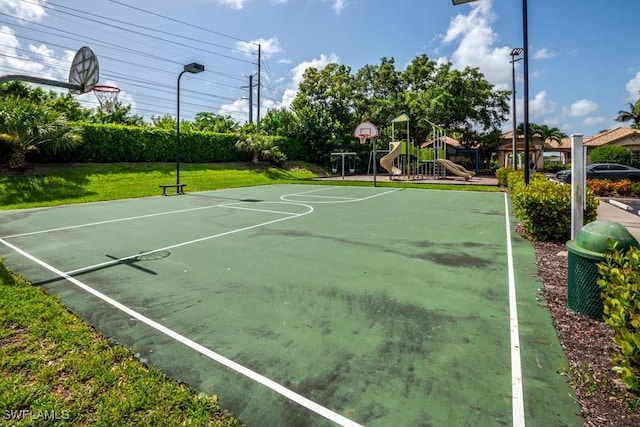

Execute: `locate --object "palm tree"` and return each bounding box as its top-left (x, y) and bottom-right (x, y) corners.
top-left (615, 99), bottom-right (640, 129)
top-left (235, 131), bottom-right (274, 163)
top-left (0, 97), bottom-right (81, 169)
top-left (531, 124), bottom-right (567, 145)
top-left (517, 123), bottom-right (566, 145)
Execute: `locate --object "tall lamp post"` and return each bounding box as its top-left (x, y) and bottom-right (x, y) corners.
top-left (452, 0), bottom-right (530, 184)
top-left (510, 48), bottom-right (523, 170)
top-left (176, 62), bottom-right (205, 191)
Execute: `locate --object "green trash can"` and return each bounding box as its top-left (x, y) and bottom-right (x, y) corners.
top-left (566, 220), bottom-right (639, 319)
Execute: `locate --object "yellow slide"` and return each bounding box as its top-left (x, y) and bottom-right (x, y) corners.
top-left (379, 142), bottom-right (403, 175)
top-left (436, 158), bottom-right (475, 180)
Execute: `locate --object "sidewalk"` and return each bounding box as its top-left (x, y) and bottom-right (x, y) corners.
top-left (596, 198), bottom-right (640, 242)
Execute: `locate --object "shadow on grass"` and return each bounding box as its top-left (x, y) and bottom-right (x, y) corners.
top-left (0, 172), bottom-right (94, 206)
top-left (0, 163), bottom-right (182, 206)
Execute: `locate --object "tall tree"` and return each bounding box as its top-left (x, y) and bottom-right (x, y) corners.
top-left (426, 64), bottom-right (509, 146)
top-left (291, 63), bottom-right (356, 162)
top-left (90, 102), bottom-right (145, 126)
top-left (192, 112), bottom-right (238, 133)
top-left (352, 57), bottom-right (404, 138)
top-left (260, 108), bottom-right (300, 138)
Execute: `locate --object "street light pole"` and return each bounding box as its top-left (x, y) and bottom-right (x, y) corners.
top-left (522, 0), bottom-right (530, 184)
top-left (510, 48), bottom-right (523, 170)
top-left (176, 62), bottom-right (205, 189)
top-left (452, 0), bottom-right (530, 184)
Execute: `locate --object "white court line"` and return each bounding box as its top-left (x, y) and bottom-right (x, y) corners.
top-left (65, 202), bottom-right (313, 276)
top-left (504, 193), bottom-right (526, 427)
top-left (0, 237), bottom-right (362, 427)
top-left (281, 187), bottom-right (402, 203)
top-left (2, 203), bottom-right (234, 239)
top-left (295, 195), bottom-right (360, 200)
top-left (220, 202), bottom-right (305, 216)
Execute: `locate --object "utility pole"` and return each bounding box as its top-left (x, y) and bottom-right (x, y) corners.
top-left (247, 74), bottom-right (254, 124)
top-left (257, 43), bottom-right (261, 132)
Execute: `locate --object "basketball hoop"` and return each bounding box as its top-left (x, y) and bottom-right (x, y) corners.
top-left (354, 121), bottom-right (378, 144)
top-left (92, 84), bottom-right (120, 112)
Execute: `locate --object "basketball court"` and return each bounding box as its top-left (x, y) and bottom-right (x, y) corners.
top-left (0, 184), bottom-right (583, 426)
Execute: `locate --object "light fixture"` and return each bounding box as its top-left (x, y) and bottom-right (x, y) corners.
top-left (176, 62), bottom-right (205, 193)
top-left (510, 48), bottom-right (523, 170)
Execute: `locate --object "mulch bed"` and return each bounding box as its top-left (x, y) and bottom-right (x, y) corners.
top-left (533, 238), bottom-right (640, 426)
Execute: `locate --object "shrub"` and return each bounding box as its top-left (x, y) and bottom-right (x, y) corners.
top-left (632, 182), bottom-right (640, 197)
top-left (511, 177), bottom-right (599, 241)
top-left (590, 145), bottom-right (633, 165)
top-left (495, 166), bottom-right (512, 187)
top-left (598, 244), bottom-right (640, 394)
top-left (588, 179), bottom-right (614, 196)
top-left (544, 163), bottom-right (570, 173)
top-left (614, 180), bottom-right (633, 196)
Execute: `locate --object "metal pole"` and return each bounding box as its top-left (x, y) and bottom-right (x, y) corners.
top-left (510, 53), bottom-right (521, 170)
top-left (373, 139), bottom-right (377, 187)
top-left (248, 74), bottom-right (253, 124)
top-left (571, 134), bottom-right (585, 239)
top-left (176, 70), bottom-right (186, 186)
top-left (257, 44), bottom-right (261, 131)
top-left (522, 0), bottom-right (530, 184)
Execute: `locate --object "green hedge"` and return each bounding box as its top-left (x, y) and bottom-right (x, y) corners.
top-left (28, 123), bottom-right (306, 164)
top-left (503, 168), bottom-right (599, 241)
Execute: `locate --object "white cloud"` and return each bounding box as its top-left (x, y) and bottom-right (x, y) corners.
top-left (534, 48), bottom-right (555, 59)
top-left (625, 71), bottom-right (640, 101)
top-left (235, 37), bottom-right (281, 59)
top-left (0, 25), bottom-right (69, 81)
top-left (442, 0), bottom-right (512, 86)
top-left (265, 53), bottom-right (340, 111)
top-left (570, 99), bottom-right (598, 117)
top-left (529, 90), bottom-right (556, 118)
top-left (221, 53), bottom-right (341, 121)
top-left (217, 0), bottom-right (244, 10)
top-left (270, 0), bottom-right (287, 4)
top-left (0, 0), bottom-right (47, 21)
top-left (219, 98), bottom-right (252, 123)
top-left (331, 0), bottom-right (347, 14)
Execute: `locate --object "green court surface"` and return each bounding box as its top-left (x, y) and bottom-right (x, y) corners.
top-left (0, 184), bottom-right (583, 426)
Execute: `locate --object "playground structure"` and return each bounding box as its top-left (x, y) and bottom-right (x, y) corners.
top-left (378, 114), bottom-right (476, 181)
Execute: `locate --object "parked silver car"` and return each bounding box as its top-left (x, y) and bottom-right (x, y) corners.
top-left (556, 163), bottom-right (640, 184)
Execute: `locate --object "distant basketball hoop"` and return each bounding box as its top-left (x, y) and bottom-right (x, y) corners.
top-left (353, 121), bottom-right (380, 186)
top-left (92, 85), bottom-right (120, 112)
top-left (354, 121), bottom-right (378, 144)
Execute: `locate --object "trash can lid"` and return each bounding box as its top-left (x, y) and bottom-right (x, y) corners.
top-left (573, 220), bottom-right (639, 255)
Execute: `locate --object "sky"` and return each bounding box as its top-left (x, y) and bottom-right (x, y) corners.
top-left (1, 0), bottom-right (640, 139)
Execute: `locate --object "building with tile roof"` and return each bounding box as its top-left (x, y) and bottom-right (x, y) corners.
top-left (497, 127), bottom-right (640, 169)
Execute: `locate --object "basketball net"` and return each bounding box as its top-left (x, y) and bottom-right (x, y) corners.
top-left (92, 85), bottom-right (120, 113)
top-left (358, 134), bottom-right (369, 145)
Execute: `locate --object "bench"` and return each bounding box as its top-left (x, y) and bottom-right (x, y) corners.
top-left (159, 184), bottom-right (187, 196)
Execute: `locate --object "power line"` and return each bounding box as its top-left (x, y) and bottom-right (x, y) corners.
top-left (106, 0), bottom-right (257, 45)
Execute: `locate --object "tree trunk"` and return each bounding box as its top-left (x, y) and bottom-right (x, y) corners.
top-left (8, 150), bottom-right (27, 169)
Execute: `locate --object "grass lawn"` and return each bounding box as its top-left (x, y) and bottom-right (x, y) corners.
top-left (0, 162), bottom-right (500, 425)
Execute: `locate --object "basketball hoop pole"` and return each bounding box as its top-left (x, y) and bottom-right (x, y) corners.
top-left (353, 121), bottom-right (379, 188)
